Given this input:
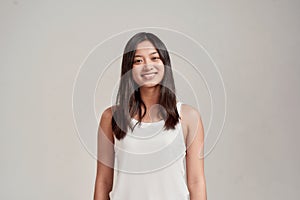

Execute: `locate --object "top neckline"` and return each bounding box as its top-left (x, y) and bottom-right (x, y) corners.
top-left (131, 117), bottom-right (165, 125)
top-left (130, 101), bottom-right (181, 126)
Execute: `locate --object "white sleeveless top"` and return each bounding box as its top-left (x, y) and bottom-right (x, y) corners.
top-left (109, 102), bottom-right (190, 200)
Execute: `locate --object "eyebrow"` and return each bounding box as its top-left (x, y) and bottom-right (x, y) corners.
top-left (134, 51), bottom-right (158, 57)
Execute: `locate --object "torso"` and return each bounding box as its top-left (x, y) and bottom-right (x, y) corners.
top-left (109, 101), bottom-right (190, 200)
top-left (131, 101), bottom-right (189, 148)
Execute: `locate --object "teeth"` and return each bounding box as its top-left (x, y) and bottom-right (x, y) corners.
top-left (142, 72), bottom-right (157, 76)
top-left (142, 73), bottom-right (156, 80)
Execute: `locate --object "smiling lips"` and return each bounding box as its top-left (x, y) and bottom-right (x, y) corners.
top-left (141, 72), bottom-right (158, 80)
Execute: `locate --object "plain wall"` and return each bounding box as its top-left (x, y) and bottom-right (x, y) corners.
top-left (1, 0), bottom-right (299, 199)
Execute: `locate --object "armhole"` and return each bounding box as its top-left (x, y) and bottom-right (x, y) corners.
top-left (110, 105), bottom-right (117, 146)
top-left (103, 106), bottom-right (116, 148)
top-left (177, 101), bottom-right (183, 120)
top-left (177, 101), bottom-right (188, 149)
top-left (177, 102), bottom-right (188, 176)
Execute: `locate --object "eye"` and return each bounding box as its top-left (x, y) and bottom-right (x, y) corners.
top-left (152, 56), bottom-right (160, 61)
top-left (134, 59), bottom-right (143, 64)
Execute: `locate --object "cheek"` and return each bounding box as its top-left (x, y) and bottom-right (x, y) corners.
top-left (131, 67), bottom-right (140, 82)
top-left (159, 65), bottom-right (165, 76)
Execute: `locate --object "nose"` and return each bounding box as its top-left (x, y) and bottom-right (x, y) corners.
top-left (143, 59), bottom-right (153, 70)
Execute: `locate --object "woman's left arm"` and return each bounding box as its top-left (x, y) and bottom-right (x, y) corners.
top-left (184, 105), bottom-right (207, 200)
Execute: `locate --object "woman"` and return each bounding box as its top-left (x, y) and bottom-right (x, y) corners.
top-left (94, 32), bottom-right (207, 200)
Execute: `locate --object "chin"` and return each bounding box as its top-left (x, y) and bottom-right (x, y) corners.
top-left (140, 82), bottom-right (161, 88)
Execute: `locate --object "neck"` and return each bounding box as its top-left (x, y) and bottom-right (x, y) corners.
top-left (134, 85), bottom-right (163, 122)
top-left (139, 85), bottom-right (161, 108)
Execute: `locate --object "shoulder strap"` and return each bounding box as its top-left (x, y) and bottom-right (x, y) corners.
top-left (176, 101), bottom-right (182, 117)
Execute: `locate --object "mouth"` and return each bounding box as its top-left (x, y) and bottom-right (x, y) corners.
top-left (141, 72), bottom-right (158, 77)
top-left (141, 72), bottom-right (158, 80)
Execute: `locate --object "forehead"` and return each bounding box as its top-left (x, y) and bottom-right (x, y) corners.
top-left (135, 40), bottom-right (157, 52)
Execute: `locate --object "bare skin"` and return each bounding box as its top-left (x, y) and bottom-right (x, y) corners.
top-left (93, 107), bottom-right (115, 200)
top-left (181, 104), bottom-right (207, 200)
top-left (94, 40), bottom-right (207, 200)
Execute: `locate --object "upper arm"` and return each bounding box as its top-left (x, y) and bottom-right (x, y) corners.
top-left (95, 106), bottom-right (115, 186)
top-left (181, 104), bottom-right (206, 186)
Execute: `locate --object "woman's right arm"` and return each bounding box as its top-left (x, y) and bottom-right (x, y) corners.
top-left (93, 107), bottom-right (115, 200)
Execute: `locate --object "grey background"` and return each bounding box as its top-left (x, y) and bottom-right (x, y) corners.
top-left (1, 0), bottom-right (299, 199)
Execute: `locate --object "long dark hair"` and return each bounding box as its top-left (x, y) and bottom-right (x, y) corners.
top-left (111, 32), bottom-right (180, 140)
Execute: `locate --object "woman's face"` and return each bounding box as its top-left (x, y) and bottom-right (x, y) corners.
top-left (132, 40), bottom-right (165, 88)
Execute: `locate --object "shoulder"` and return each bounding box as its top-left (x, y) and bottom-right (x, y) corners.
top-left (98, 105), bottom-right (117, 143)
top-left (101, 105), bottom-right (118, 120)
top-left (101, 106), bottom-right (113, 119)
top-left (180, 103), bottom-right (202, 122)
top-left (180, 103), bottom-right (204, 149)
top-left (180, 103), bottom-right (203, 133)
